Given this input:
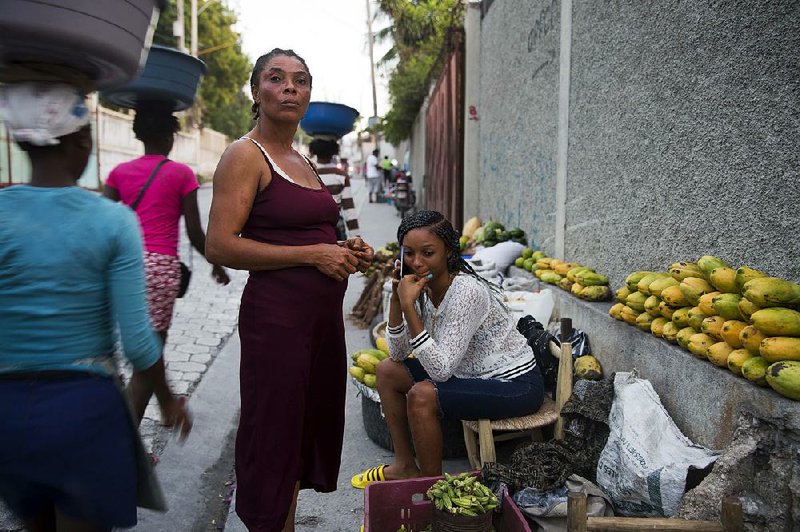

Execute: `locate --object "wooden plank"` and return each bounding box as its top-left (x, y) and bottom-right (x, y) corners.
top-left (554, 318), bottom-right (573, 439)
top-left (586, 517), bottom-right (723, 531)
top-left (720, 497), bottom-right (743, 532)
top-left (567, 492), bottom-right (588, 532)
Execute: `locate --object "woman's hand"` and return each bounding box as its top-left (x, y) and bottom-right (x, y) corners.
top-left (315, 243), bottom-right (360, 281)
top-left (159, 395), bottom-right (193, 442)
top-left (397, 273), bottom-right (430, 312)
top-left (342, 237), bottom-right (374, 272)
top-left (211, 264), bottom-right (230, 285)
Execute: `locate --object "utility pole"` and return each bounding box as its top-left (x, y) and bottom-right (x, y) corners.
top-left (365, 0), bottom-right (379, 148)
top-left (190, 0), bottom-right (201, 127)
top-left (175, 0), bottom-right (186, 52)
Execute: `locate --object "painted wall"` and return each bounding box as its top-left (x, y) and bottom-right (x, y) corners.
top-left (479, 0), bottom-right (800, 284)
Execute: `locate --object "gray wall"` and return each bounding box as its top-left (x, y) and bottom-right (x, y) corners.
top-left (480, 0), bottom-right (800, 285)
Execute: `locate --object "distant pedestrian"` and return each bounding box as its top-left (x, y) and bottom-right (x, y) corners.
top-left (104, 102), bottom-right (229, 420)
top-left (205, 48), bottom-right (374, 531)
top-left (0, 80), bottom-right (192, 531)
top-left (366, 148), bottom-right (381, 203)
top-left (309, 137), bottom-right (359, 240)
top-left (380, 155), bottom-right (394, 188)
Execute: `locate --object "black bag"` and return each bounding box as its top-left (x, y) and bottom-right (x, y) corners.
top-left (130, 159), bottom-right (192, 298)
top-left (516, 315), bottom-right (559, 393)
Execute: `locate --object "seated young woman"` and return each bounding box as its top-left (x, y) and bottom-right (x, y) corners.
top-left (352, 210), bottom-right (544, 489)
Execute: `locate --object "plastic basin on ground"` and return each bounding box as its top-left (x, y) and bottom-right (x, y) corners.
top-left (0, 0), bottom-right (165, 89)
top-left (300, 101), bottom-right (359, 138)
top-left (100, 46), bottom-right (207, 111)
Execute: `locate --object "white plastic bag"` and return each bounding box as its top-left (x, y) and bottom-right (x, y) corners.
top-left (505, 289), bottom-right (554, 326)
top-left (596, 372), bottom-right (719, 517)
top-left (472, 241), bottom-right (525, 273)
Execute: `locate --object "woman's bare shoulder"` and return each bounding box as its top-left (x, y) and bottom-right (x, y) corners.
top-left (214, 138), bottom-right (265, 182)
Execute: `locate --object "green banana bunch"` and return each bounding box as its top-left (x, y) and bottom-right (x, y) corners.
top-left (426, 472), bottom-right (498, 516)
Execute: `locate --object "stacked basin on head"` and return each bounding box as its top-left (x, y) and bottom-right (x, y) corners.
top-left (101, 46), bottom-right (208, 112)
top-left (300, 102), bottom-right (360, 139)
top-left (0, 0), bottom-right (166, 90)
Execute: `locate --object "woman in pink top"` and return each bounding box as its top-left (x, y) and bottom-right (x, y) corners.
top-left (104, 104), bottom-right (229, 420)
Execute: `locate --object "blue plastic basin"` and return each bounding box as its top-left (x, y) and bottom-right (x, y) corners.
top-left (100, 45), bottom-right (207, 111)
top-left (300, 102), bottom-right (359, 138)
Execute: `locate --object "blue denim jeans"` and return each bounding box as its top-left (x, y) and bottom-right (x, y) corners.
top-left (403, 358), bottom-right (545, 420)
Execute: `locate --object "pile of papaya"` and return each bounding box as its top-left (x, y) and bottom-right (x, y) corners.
top-left (609, 255), bottom-right (800, 400)
top-left (348, 337), bottom-right (390, 389)
top-left (512, 249), bottom-right (611, 302)
top-left (461, 217), bottom-right (527, 250)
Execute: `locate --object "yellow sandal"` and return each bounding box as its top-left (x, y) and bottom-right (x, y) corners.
top-left (351, 464), bottom-right (387, 489)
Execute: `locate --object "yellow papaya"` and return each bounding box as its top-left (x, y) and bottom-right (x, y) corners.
top-left (644, 295), bottom-right (662, 317)
top-left (637, 273), bottom-right (668, 295)
top-left (609, 302), bottom-right (625, 320)
top-left (568, 266), bottom-right (593, 283)
top-left (662, 322), bottom-right (680, 343)
top-left (740, 325), bottom-right (767, 356)
top-left (701, 316), bottom-right (726, 340)
top-left (559, 277), bottom-right (574, 291)
top-left (727, 349), bottom-right (754, 376)
top-left (669, 262), bottom-right (705, 281)
top-left (742, 357), bottom-right (770, 386)
top-left (363, 374), bottom-right (377, 388)
top-left (540, 271), bottom-right (563, 285)
top-left (649, 276), bottom-right (679, 297)
top-left (737, 298), bottom-right (761, 323)
top-left (650, 317), bottom-right (668, 337)
top-left (679, 277), bottom-right (715, 306)
top-left (687, 306), bottom-right (708, 330)
top-left (750, 308), bottom-right (800, 337)
top-left (580, 285), bottom-right (611, 301)
top-left (536, 258), bottom-right (553, 269)
top-left (720, 320), bottom-right (747, 348)
top-left (626, 271), bottom-right (655, 291)
top-left (697, 255), bottom-right (729, 276)
top-left (677, 326), bottom-right (698, 350)
top-left (688, 333), bottom-right (715, 358)
top-left (616, 286), bottom-right (632, 303)
top-left (576, 271), bottom-right (609, 287)
top-left (375, 338), bottom-right (390, 357)
top-left (626, 292), bottom-right (648, 312)
top-left (671, 307), bottom-right (693, 328)
top-left (620, 305), bottom-right (640, 325)
top-left (709, 267), bottom-right (739, 293)
top-left (759, 337), bottom-right (800, 363)
top-left (636, 312), bottom-right (655, 332)
top-left (571, 282), bottom-right (585, 296)
top-left (575, 355), bottom-right (602, 380)
top-left (356, 353), bottom-right (381, 374)
top-left (698, 291), bottom-right (722, 316)
top-left (554, 262), bottom-right (578, 275)
top-left (707, 342), bottom-right (734, 367)
top-left (735, 266), bottom-right (768, 292)
top-left (712, 293), bottom-right (744, 321)
top-left (659, 301), bottom-right (679, 320)
top-left (743, 278), bottom-right (800, 309)
top-left (349, 366), bottom-right (366, 382)
top-left (462, 216), bottom-right (482, 239)
top-left (765, 361), bottom-right (800, 400)
top-left (662, 284), bottom-right (690, 307)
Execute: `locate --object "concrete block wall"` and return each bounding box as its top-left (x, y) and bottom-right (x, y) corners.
top-left (479, 0), bottom-right (800, 286)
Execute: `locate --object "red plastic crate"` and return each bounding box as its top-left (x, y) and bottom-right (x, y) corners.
top-left (364, 472), bottom-right (531, 532)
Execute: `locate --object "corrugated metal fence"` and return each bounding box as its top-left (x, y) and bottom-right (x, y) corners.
top-left (424, 30), bottom-right (465, 230)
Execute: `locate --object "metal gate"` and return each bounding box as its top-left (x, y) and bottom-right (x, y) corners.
top-left (424, 30), bottom-right (464, 230)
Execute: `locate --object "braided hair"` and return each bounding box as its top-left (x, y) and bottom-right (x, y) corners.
top-left (132, 102), bottom-right (179, 144)
top-left (249, 48), bottom-right (313, 120)
top-left (397, 210), bottom-right (501, 293)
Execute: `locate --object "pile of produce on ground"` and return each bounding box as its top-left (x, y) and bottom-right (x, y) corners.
top-left (511, 249), bottom-right (611, 302)
top-left (350, 242), bottom-right (399, 328)
top-left (460, 216), bottom-right (528, 252)
top-left (348, 341), bottom-right (389, 389)
top-left (609, 255), bottom-right (800, 400)
top-left (427, 472), bottom-right (498, 516)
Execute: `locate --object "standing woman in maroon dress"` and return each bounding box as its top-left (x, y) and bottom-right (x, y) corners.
top-left (206, 48), bottom-right (374, 532)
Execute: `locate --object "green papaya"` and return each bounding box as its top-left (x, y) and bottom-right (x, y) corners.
top-left (765, 361), bottom-right (800, 400)
top-left (625, 271), bottom-right (654, 291)
top-left (697, 255), bottom-right (729, 276)
top-left (750, 308), bottom-right (800, 337)
top-left (735, 266), bottom-right (768, 292)
top-left (742, 357), bottom-right (770, 386)
top-left (626, 291), bottom-right (648, 313)
top-left (712, 293), bottom-right (744, 321)
top-left (576, 271), bottom-right (609, 287)
top-left (743, 278), bottom-right (800, 309)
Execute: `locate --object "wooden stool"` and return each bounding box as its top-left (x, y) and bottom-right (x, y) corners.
top-left (461, 318), bottom-right (575, 469)
top-left (566, 492), bottom-right (743, 531)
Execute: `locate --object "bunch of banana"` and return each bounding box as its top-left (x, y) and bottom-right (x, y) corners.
top-left (349, 346), bottom-right (388, 389)
top-left (426, 472), bottom-right (498, 517)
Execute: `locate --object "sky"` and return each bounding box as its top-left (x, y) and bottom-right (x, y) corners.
top-left (229, 0), bottom-right (392, 127)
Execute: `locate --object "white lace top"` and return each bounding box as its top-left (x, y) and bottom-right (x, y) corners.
top-left (386, 273), bottom-right (536, 382)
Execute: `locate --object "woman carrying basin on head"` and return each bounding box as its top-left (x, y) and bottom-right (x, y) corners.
top-left (205, 48), bottom-right (375, 531)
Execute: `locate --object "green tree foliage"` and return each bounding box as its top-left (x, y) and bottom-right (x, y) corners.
top-left (375, 0), bottom-right (463, 144)
top-left (153, 1), bottom-right (252, 139)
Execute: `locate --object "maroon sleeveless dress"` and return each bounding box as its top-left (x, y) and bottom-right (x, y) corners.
top-left (235, 138), bottom-right (347, 531)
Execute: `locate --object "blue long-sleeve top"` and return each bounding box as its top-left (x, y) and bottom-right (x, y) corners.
top-left (0, 185), bottom-right (161, 376)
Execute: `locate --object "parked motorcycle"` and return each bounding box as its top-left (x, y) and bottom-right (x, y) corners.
top-left (392, 171), bottom-right (416, 219)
